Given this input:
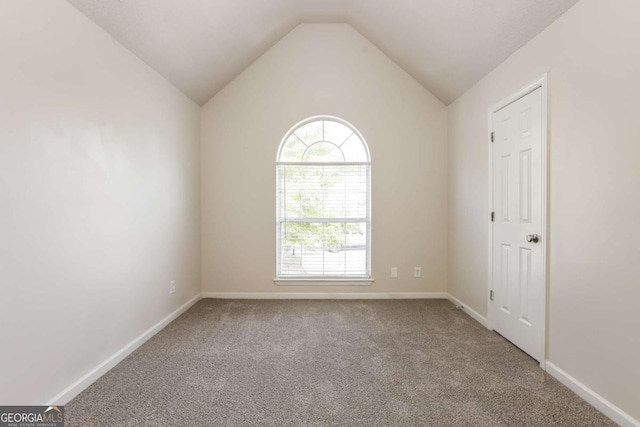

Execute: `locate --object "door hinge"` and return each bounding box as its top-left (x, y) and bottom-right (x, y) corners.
top-left (491, 211), bottom-right (495, 222)
top-left (490, 290), bottom-right (494, 301)
top-left (490, 131), bottom-right (494, 142)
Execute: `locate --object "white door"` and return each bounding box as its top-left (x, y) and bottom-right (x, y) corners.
top-left (491, 87), bottom-right (544, 362)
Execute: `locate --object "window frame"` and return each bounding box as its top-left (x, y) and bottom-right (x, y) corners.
top-left (275, 116), bottom-right (373, 284)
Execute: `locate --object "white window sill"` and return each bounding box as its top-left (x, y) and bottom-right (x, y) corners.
top-left (273, 278), bottom-right (374, 286)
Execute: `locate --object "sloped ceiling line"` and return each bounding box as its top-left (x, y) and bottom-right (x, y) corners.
top-left (67, 0), bottom-right (580, 105)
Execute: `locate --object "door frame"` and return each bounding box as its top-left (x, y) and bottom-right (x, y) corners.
top-left (487, 74), bottom-right (549, 369)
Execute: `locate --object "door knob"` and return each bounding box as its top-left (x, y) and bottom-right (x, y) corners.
top-left (526, 234), bottom-right (539, 243)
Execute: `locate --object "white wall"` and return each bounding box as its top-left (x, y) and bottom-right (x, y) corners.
top-left (0, 0), bottom-right (201, 404)
top-left (448, 0), bottom-right (640, 421)
top-left (201, 24), bottom-right (448, 295)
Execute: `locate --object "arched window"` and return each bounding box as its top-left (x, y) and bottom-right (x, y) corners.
top-left (276, 116), bottom-right (371, 280)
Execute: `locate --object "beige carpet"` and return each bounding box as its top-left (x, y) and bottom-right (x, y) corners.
top-left (66, 299), bottom-right (614, 426)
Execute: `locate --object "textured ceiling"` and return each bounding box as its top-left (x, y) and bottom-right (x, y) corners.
top-left (67, 0), bottom-right (580, 105)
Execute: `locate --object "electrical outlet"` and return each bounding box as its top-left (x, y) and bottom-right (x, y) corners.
top-left (391, 267), bottom-right (398, 278)
top-left (414, 267), bottom-right (422, 278)
top-left (170, 280), bottom-right (176, 294)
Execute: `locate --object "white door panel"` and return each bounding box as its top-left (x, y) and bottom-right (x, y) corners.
top-left (491, 87), bottom-right (544, 362)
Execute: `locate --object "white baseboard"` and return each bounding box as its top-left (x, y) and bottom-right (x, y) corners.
top-left (445, 293), bottom-right (490, 329)
top-left (202, 292), bottom-right (449, 300)
top-left (546, 362), bottom-right (639, 427)
top-left (47, 293), bottom-right (202, 405)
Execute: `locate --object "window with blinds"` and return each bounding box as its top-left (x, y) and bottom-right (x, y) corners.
top-left (276, 117), bottom-right (371, 279)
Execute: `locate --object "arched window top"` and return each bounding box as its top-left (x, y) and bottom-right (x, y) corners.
top-left (277, 116), bottom-right (370, 163)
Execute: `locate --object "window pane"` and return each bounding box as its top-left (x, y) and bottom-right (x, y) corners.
top-left (279, 221), bottom-right (367, 277)
top-left (294, 121), bottom-right (323, 145)
top-left (278, 165), bottom-right (368, 219)
top-left (324, 120), bottom-right (353, 146)
top-left (340, 133), bottom-right (368, 162)
top-left (302, 142), bottom-right (344, 162)
top-left (279, 135), bottom-right (307, 162)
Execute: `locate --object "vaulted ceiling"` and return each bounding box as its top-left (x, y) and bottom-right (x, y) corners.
top-left (67, 0), bottom-right (579, 106)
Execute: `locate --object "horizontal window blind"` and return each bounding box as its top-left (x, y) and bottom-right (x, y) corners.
top-left (277, 164), bottom-right (370, 278)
